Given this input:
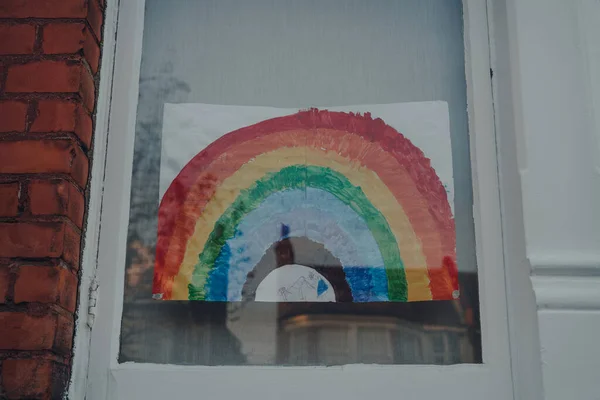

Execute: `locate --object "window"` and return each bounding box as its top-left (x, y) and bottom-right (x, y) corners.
top-left (120, 0), bottom-right (481, 367)
top-left (393, 331), bottom-right (421, 364)
top-left (87, 0), bottom-right (514, 398)
top-left (431, 333), bottom-right (447, 364)
top-left (288, 328), bottom-right (310, 365)
top-left (357, 327), bottom-right (391, 364)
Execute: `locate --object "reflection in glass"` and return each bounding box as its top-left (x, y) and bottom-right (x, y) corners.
top-left (119, 0), bottom-right (481, 366)
top-left (122, 233), bottom-right (480, 365)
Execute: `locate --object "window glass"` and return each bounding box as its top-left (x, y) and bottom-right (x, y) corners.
top-left (358, 328), bottom-right (392, 364)
top-left (120, 0), bottom-right (481, 366)
top-left (394, 331), bottom-right (421, 364)
top-left (432, 333), bottom-right (447, 364)
top-left (318, 328), bottom-right (350, 365)
top-left (289, 329), bottom-right (310, 365)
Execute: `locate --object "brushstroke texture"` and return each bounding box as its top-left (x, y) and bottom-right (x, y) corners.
top-left (154, 110), bottom-right (458, 302)
top-left (189, 165), bottom-right (408, 301)
top-left (221, 188), bottom-right (385, 297)
top-left (168, 146), bottom-right (433, 301)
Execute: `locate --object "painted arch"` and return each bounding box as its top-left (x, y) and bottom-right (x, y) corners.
top-left (153, 109), bottom-right (458, 302)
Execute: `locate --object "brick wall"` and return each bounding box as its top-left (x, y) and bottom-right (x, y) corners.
top-left (0, 0), bottom-right (104, 398)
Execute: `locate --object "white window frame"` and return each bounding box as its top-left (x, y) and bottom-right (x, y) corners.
top-left (74, 0), bottom-right (545, 399)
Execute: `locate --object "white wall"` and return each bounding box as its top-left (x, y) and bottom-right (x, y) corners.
top-left (495, 1), bottom-right (600, 399)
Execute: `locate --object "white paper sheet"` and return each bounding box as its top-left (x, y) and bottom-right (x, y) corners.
top-left (160, 102), bottom-right (454, 212)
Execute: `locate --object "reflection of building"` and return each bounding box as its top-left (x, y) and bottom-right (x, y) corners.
top-left (123, 233), bottom-right (480, 366)
top-left (261, 236), bottom-right (480, 365)
top-left (120, 301), bottom-right (248, 365)
top-left (276, 272), bottom-right (480, 366)
top-left (278, 314), bottom-right (470, 365)
top-left (120, 285), bottom-right (479, 366)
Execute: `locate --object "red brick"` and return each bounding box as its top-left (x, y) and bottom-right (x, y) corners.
top-left (0, 23), bottom-right (35, 55)
top-left (0, 0), bottom-right (104, 395)
top-left (31, 100), bottom-right (76, 132)
top-left (76, 105), bottom-right (93, 147)
top-left (54, 313), bottom-right (74, 353)
top-left (0, 222), bottom-right (81, 268)
top-left (5, 60), bottom-right (82, 93)
top-left (0, 101), bottom-right (28, 132)
top-left (0, 266), bottom-right (10, 304)
top-left (87, 0), bottom-right (103, 41)
top-left (42, 22), bottom-right (85, 54)
top-left (14, 265), bottom-right (78, 312)
top-left (0, 222), bottom-right (64, 258)
top-left (0, 182), bottom-right (20, 217)
top-left (41, 23), bottom-right (101, 74)
top-left (29, 179), bottom-right (85, 228)
top-left (0, 140), bottom-right (89, 188)
top-left (0, 0), bottom-right (87, 18)
top-left (83, 28), bottom-right (101, 74)
top-left (0, 312), bottom-right (56, 350)
top-left (15, 265), bottom-right (60, 304)
top-left (62, 222), bottom-right (81, 269)
top-left (80, 66), bottom-right (96, 111)
top-left (59, 270), bottom-right (77, 313)
top-left (30, 100), bottom-right (93, 147)
top-left (2, 358), bottom-right (53, 399)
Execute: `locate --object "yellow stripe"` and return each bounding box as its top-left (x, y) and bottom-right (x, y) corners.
top-left (171, 147), bottom-right (434, 301)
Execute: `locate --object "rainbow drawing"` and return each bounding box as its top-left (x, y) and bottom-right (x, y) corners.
top-left (153, 104), bottom-right (458, 302)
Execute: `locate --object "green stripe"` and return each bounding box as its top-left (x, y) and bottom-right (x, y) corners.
top-left (188, 165), bottom-right (407, 301)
